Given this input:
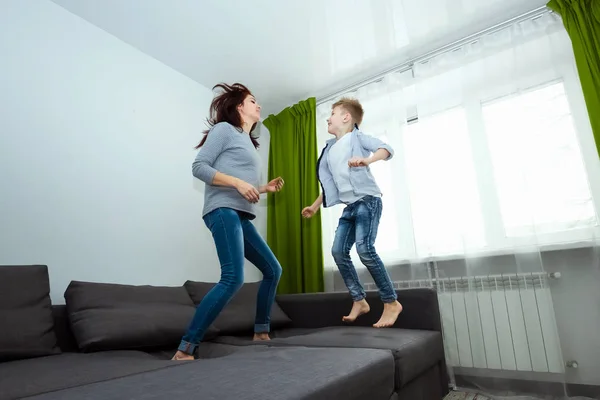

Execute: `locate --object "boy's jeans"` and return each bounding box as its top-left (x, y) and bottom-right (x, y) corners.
top-left (332, 196), bottom-right (397, 303)
top-left (178, 207), bottom-right (282, 356)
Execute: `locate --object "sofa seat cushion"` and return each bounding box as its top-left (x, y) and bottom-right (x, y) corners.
top-left (0, 343), bottom-right (273, 400)
top-left (216, 326), bottom-right (444, 389)
top-left (0, 351), bottom-right (174, 400)
top-left (64, 281), bottom-right (218, 352)
top-left (184, 280), bottom-right (292, 335)
top-left (22, 347), bottom-right (395, 400)
top-left (0, 265), bottom-right (60, 362)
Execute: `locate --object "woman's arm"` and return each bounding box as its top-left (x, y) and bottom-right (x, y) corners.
top-left (192, 124), bottom-right (229, 184)
top-left (192, 125), bottom-right (260, 203)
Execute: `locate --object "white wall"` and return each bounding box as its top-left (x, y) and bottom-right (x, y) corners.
top-left (0, 0), bottom-right (268, 303)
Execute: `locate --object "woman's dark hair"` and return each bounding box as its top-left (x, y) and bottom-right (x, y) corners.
top-left (195, 83), bottom-right (259, 149)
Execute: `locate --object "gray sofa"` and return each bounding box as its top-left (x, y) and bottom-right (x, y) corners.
top-left (0, 265), bottom-right (449, 400)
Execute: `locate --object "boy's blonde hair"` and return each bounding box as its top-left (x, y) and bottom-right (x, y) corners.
top-left (332, 97), bottom-right (364, 126)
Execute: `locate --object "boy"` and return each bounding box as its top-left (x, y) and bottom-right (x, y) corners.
top-left (302, 98), bottom-right (403, 328)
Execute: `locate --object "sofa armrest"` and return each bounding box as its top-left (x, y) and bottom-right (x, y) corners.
top-left (276, 288), bottom-right (442, 332)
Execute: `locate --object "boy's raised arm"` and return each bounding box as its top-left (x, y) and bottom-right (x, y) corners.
top-left (358, 133), bottom-right (394, 161)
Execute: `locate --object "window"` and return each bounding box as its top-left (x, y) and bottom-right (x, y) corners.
top-left (317, 29), bottom-right (600, 270)
top-left (404, 107), bottom-right (486, 256)
top-left (482, 82), bottom-right (598, 239)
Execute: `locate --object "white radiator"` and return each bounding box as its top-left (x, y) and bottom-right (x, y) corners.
top-left (381, 273), bottom-right (564, 373)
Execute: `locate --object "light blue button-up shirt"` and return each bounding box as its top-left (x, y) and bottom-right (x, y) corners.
top-left (317, 126), bottom-right (394, 208)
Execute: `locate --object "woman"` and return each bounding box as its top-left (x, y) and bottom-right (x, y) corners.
top-left (173, 83), bottom-right (285, 361)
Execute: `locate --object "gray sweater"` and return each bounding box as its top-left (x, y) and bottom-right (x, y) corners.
top-left (192, 122), bottom-right (262, 219)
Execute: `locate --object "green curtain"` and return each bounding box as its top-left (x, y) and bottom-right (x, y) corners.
top-left (263, 97), bottom-right (324, 294)
top-left (547, 0), bottom-right (600, 157)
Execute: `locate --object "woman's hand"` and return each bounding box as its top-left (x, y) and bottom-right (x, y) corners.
top-left (260, 177), bottom-right (285, 194)
top-left (235, 180), bottom-right (260, 203)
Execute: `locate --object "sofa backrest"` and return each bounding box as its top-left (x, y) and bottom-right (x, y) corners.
top-left (2, 266), bottom-right (294, 355)
top-left (50, 280), bottom-right (293, 353)
top-left (0, 265), bottom-right (61, 362)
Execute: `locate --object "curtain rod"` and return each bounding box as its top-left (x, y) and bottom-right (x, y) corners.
top-left (316, 5), bottom-right (551, 105)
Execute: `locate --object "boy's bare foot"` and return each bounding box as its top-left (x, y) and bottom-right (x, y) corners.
top-left (171, 350), bottom-right (194, 361)
top-left (373, 301), bottom-right (403, 328)
top-left (342, 299), bottom-right (371, 322)
top-left (253, 333), bottom-right (271, 341)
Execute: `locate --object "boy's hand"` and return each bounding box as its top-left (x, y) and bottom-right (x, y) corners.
top-left (348, 157), bottom-right (370, 167)
top-left (301, 206), bottom-right (317, 218)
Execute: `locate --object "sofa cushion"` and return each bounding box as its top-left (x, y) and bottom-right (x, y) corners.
top-left (0, 344), bottom-right (278, 399)
top-left (64, 281), bottom-right (218, 352)
top-left (184, 280), bottom-right (292, 334)
top-left (22, 347), bottom-right (395, 400)
top-left (0, 351), bottom-right (173, 399)
top-left (0, 265), bottom-right (60, 362)
top-left (215, 326), bottom-right (444, 389)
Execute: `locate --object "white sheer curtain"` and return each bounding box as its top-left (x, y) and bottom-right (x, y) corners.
top-left (317, 11), bottom-right (600, 270)
top-left (316, 12), bottom-right (600, 396)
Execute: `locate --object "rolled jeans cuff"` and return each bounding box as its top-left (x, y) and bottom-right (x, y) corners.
top-left (254, 323), bottom-right (270, 333)
top-left (178, 340), bottom-right (197, 356)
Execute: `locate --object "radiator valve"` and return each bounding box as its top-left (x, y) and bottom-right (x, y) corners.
top-left (566, 360), bottom-right (578, 369)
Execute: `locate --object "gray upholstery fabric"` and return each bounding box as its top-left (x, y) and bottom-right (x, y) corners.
top-left (396, 364), bottom-right (446, 400)
top-left (64, 281), bottom-right (218, 352)
top-left (272, 288), bottom-right (450, 394)
top-left (0, 344), bottom-right (275, 400)
top-left (23, 347), bottom-right (395, 400)
top-left (51, 306), bottom-right (78, 352)
top-left (0, 265), bottom-right (60, 361)
top-left (0, 351), bottom-right (173, 400)
top-left (275, 288), bottom-right (443, 331)
top-left (146, 342), bottom-right (271, 361)
top-left (184, 280), bottom-right (292, 334)
top-left (215, 326), bottom-right (444, 389)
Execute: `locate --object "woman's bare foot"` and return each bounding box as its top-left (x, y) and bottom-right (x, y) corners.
top-left (373, 301), bottom-right (403, 328)
top-left (342, 299), bottom-right (370, 322)
top-left (253, 332), bottom-right (271, 341)
top-left (171, 350), bottom-right (194, 361)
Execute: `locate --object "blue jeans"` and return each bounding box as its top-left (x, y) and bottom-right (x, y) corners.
top-left (332, 196), bottom-right (397, 303)
top-left (178, 208), bottom-right (282, 355)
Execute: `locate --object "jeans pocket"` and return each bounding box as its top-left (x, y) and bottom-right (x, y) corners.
top-left (203, 215), bottom-right (211, 229)
top-left (203, 208), bottom-right (222, 230)
top-left (363, 196), bottom-right (381, 213)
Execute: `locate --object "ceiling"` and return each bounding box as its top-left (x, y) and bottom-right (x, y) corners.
top-left (50, 0), bottom-right (548, 116)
